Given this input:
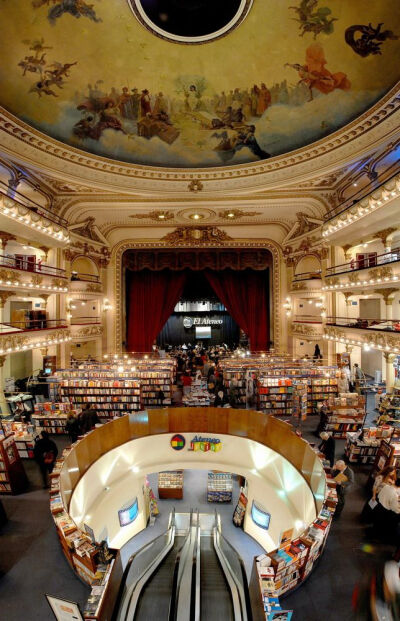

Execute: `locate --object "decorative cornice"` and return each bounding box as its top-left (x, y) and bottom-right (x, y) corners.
top-left (160, 226), bottom-right (233, 246)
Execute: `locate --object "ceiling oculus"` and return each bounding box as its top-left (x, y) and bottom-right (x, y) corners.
top-left (128, 0), bottom-right (253, 44)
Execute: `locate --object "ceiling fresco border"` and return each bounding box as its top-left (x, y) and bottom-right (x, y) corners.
top-left (113, 238), bottom-right (282, 353)
top-left (0, 81), bottom-right (399, 192)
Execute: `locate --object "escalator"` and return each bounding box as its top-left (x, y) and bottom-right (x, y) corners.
top-left (112, 510), bottom-right (252, 621)
top-left (199, 535), bottom-right (234, 620)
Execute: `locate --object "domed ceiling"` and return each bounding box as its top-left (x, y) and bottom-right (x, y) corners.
top-left (0, 0), bottom-right (399, 169)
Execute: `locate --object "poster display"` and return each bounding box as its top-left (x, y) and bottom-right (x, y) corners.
top-left (46, 595), bottom-right (84, 621)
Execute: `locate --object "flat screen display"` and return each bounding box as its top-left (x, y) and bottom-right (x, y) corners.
top-left (251, 500), bottom-right (270, 530)
top-left (196, 326), bottom-right (211, 339)
top-left (118, 498), bottom-right (139, 527)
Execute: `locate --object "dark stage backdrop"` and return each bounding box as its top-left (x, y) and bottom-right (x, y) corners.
top-left (157, 312), bottom-right (240, 348)
top-left (125, 267), bottom-right (270, 352)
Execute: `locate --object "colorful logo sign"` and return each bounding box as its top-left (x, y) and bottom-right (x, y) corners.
top-left (171, 434), bottom-right (186, 450)
top-left (189, 436), bottom-right (222, 452)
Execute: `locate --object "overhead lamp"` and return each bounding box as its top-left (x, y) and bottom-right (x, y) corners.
top-left (227, 212), bottom-right (235, 218)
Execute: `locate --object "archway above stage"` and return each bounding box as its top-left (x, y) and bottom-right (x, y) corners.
top-left (122, 248), bottom-right (273, 352)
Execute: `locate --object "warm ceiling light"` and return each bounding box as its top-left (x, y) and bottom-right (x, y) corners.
top-left (158, 213), bottom-right (166, 219)
top-left (190, 213), bottom-right (203, 220)
top-left (227, 212), bottom-right (235, 218)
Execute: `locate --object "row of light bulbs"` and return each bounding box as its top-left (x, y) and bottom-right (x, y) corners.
top-left (0, 278), bottom-right (68, 292)
top-left (0, 196), bottom-right (70, 243)
top-left (322, 181), bottom-right (400, 239)
top-left (323, 333), bottom-right (399, 356)
top-left (0, 334), bottom-right (72, 356)
top-left (322, 274), bottom-right (399, 291)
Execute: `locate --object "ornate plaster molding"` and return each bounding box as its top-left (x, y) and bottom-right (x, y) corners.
top-left (113, 238), bottom-right (282, 353)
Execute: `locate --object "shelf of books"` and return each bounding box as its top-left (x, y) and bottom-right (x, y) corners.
top-left (377, 390), bottom-right (400, 427)
top-left (32, 402), bottom-right (78, 434)
top-left (0, 421), bottom-right (35, 458)
top-left (59, 378), bottom-right (141, 421)
top-left (158, 470), bottom-right (184, 499)
top-left (0, 434), bottom-right (28, 494)
top-left (258, 377), bottom-right (293, 416)
top-left (207, 471), bottom-right (233, 503)
top-left (368, 437), bottom-right (400, 484)
top-left (325, 393), bottom-right (366, 439)
top-left (344, 427), bottom-right (395, 465)
top-left (250, 478), bottom-right (337, 619)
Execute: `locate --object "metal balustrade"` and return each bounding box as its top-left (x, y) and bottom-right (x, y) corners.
top-left (70, 271), bottom-right (100, 283)
top-left (326, 249), bottom-right (400, 277)
top-left (293, 270), bottom-right (322, 282)
top-left (0, 181), bottom-right (68, 228)
top-left (0, 253), bottom-right (66, 277)
top-left (70, 317), bottom-right (101, 325)
top-left (0, 319), bottom-right (68, 333)
top-left (325, 316), bottom-right (400, 332)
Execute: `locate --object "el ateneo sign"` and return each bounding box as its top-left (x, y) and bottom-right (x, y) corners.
top-left (183, 316), bottom-right (223, 328)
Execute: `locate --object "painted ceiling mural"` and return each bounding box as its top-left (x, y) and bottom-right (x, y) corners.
top-left (0, 1), bottom-right (399, 169)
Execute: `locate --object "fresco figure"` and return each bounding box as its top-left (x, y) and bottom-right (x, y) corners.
top-left (140, 89), bottom-right (151, 118)
top-left (285, 42), bottom-right (351, 101)
top-left (345, 23), bottom-right (398, 57)
top-left (290, 0), bottom-right (337, 38)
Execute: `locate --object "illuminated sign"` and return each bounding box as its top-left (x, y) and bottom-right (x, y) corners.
top-left (118, 498), bottom-right (139, 527)
top-left (171, 434), bottom-right (186, 450)
top-left (189, 435), bottom-right (222, 452)
top-left (183, 316), bottom-right (223, 328)
top-left (251, 500), bottom-right (270, 530)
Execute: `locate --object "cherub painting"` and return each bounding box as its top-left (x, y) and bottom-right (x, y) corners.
top-left (32, 0), bottom-right (101, 24)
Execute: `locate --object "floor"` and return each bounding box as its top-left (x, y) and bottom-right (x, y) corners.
top-left (0, 393), bottom-right (396, 621)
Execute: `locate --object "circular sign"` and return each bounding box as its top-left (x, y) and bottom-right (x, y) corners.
top-left (171, 434), bottom-right (186, 450)
top-left (183, 316), bottom-right (193, 328)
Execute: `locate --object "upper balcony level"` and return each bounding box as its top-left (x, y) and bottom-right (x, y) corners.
top-left (326, 316), bottom-right (400, 333)
top-left (321, 172), bottom-right (400, 245)
top-left (323, 253), bottom-right (400, 292)
top-left (0, 253), bottom-right (68, 294)
top-left (325, 249), bottom-right (400, 277)
top-left (0, 319), bottom-right (70, 355)
top-left (0, 183), bottom-right (69, 247)
top-left (291, 270), bottom-right (322, 293)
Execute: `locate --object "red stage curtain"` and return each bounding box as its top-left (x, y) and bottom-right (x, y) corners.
top-left (205, 269), bottom-right (269, 351)
top-left (126, 269), bottom-right (186, 352)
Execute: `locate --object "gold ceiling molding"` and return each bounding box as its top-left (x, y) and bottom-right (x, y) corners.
top-left (161, 226), bottom-right (233, 245)
top-left (113, 238), bottom-right (282, 354)
top-left (218, 209), bottom-right (262, 220)
top-left (0, 82), bottom-right (399, 189)
top-left (130, 210), bottom-right (175, 221)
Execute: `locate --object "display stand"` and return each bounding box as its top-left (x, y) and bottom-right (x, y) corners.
top-left (325, 393), bottom-right (366, 439)
top-left (158, 470), bottom-right (183, 499)
top-left (368, 437), bottom-right (400, 484)
top-left (0, 420), bottom-right (35, 458)
top-left (59, 379), bottom-right (141, 421)
top-left (233, 485), bottom-right (248, 527)
top-left (207, 471), bottom-right (232, 502)
top-left (0, 434), bottom-right (28, 494)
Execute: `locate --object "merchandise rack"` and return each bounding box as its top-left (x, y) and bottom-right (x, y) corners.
top-left (207, 471), bottom-right (233, 503)
top-left (325, 393), bottom-right (366, 439)
top-left (158, 470), bottom-right (184, 499)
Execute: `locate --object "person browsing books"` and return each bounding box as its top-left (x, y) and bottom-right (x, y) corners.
top-left (318, 431), bottom-right (335, 467)
top-left (332, 459), bottom-right (354, 519)
top-left (33, 431), bottom-right (58, 489)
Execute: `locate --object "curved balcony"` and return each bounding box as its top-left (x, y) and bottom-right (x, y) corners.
top-left (324, 317), bottom-right (400, 353)
top-left (291, 315), bottom-right (323, 339)
top-left (0, 254), bottom-right (68, 293)
top-left (326, 249), bottom-right (400, 277)
top-left (70, 317), bottom-right (102, 340)
top-left (0, 320), bottom-right (70, 354)
top-left (326, 317), bottom-right (400, 333)
top-left (291, 270), bottom-right (322, 293)
top-left (70, 271), bottom-right (102, 295)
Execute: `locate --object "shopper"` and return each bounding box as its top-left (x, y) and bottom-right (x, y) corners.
top-left (337, 371), bottom-right (349, 393)
top-left (361, 465), bottom-right (396, 523)
top-left (332, 459), bottom-right (354, 519)
top-left (181, 372), bottom-right (192, 396)
top-left (79, 403), bottom-right (100, 434)
top-left (314, 402), bottom-right (329, 435)
top-left (318, 431), bottom-right (335, 467)
top-left (65, 412), bottom-right (80, 443)
top-left (353, 363), bottom-right (364, 394)
top-left (313, 344), bottom-right (323, 362)
top-left (373, 474), bottom-right (400, 542)
top-left (33, 430), bottom-right (58, 488)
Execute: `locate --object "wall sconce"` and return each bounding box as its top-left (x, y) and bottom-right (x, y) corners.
top-left (283, 297), bottom-right (292, 317)
top-left (103, 298), bottom-right (112, 311)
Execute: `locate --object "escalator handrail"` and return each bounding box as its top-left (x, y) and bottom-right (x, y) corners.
top-left (192, 511), bottom-right (201, 621)
top-left (213, 526), bottom-right (244, 621)
top-left (214, 512), bottom-right (251, 621)
top-left (175, 523), bottom-right (198, 621)
top-left (112, 522), bottom-right (174, 621)
top-left (123, 525), bottom-right (176, 620)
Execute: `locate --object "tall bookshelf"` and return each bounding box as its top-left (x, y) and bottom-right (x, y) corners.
top-left (0, 435), bottom-right (28, 494)
top-left (325, 393), bottom-right (366, 439)
top-left (60, 378), bottom-right (141, 421)
top-left (207, 471), bottom-right (233, 503)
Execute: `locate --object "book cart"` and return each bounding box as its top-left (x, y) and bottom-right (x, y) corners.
top-left (207, 471), bottom-right (233, 502)
top-left (158, 470), bottom-right (184, 499)
top-left (0, 434), bottom-right (28, 494)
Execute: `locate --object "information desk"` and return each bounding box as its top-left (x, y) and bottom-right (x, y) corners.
top-left (51, 408), bottom-right (330, 620)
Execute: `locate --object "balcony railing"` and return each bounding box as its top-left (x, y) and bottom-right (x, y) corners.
top-left (326, 249), bottom-right (400, 277)
top-left (325, 316), bottom-right (400, 332)
top-left (71, 272), bottom-right (100, 283)
top-left (0, 254), bottom-right (66, 278)
top-left (0, 181), bottom-right (68, 228)
top-left (293, 270), bottom-right (322, 282)
top-left (293, 314), bottom-right (323, 324)
top-left (70, 317), bottom-right (100, 325)
top-left (323, 168), bottom-right (400, 223)
top-left (0, 319), bottom-right (68, 334)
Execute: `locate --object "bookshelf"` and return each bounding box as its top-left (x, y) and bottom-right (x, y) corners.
top-left (158, 470), bottom-right (184, 499)
top-left (0, 434), bottom-right (28, 494)
top-left (59, 379), bottom-right (141, 421)
top-left (325, 393), bottom-right (366, 439)
top-left (258, 378), bottom-right (293, 416)
top-left (207, 471), bottom-right (233, 503)
top-left (0, 421), bottom-right (35, 458)
top-left (31, 402), bottom-right (78, 434)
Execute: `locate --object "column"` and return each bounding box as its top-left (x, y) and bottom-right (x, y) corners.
top-left (0, 355), bottom-right (8, 417)
top-left (384, 352), bottom-right (396, 393)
